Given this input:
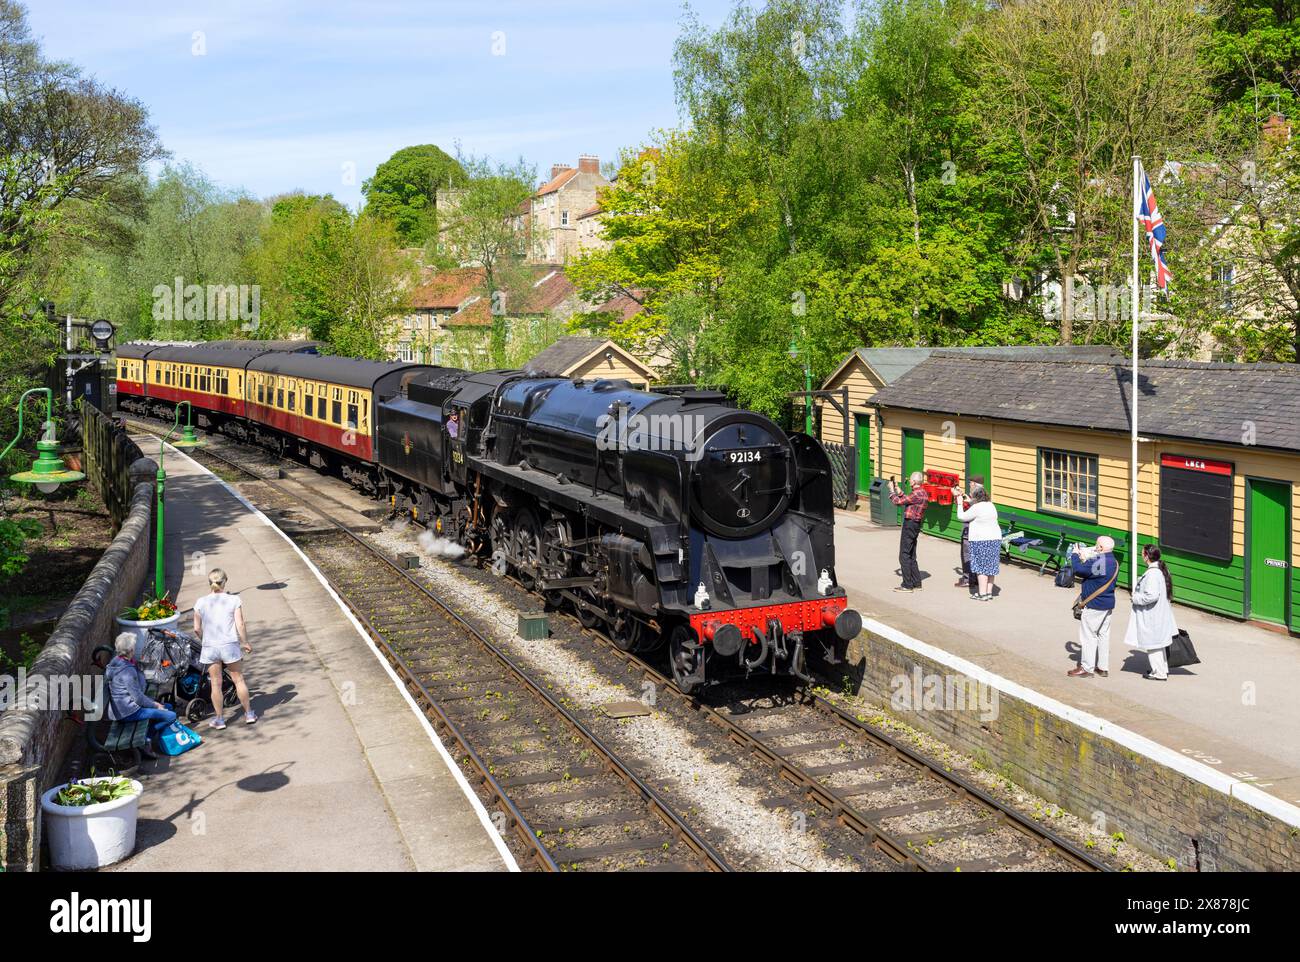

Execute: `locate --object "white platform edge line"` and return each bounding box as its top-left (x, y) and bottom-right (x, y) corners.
top-left (863, 616), bottom-right (1300, 829)
top-left (167, 442), bottom-right (521, 872)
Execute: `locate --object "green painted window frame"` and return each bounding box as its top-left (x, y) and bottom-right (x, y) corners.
top-left (1036, 446), bottom-right (1100, 522)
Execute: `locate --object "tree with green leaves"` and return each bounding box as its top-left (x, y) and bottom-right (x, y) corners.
top-left (968, 0), bottom-right (1215, 344)
top-left (286, 210), bottom-right (417, 359)
top-left (0, 0), bottom-right (160, 435)
top-left (436, 155), bottom-right (536, 365)
top-left (363, 144), bottom-right (466, 246)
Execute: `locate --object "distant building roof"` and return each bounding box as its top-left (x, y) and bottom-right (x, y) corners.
top-left (525, 336), bottom-right (609, 374)
top-left (823, 344), bottom-right (1122, 389)
top-left (535, 167), bottom-right (579, 196)
top-left (868, 353), bottom-right (1300, 454)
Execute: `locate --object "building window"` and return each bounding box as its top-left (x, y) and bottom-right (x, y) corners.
top-left (1039, 448), bottom-right (1099, 519)
top-left (561, 210), bottom-right (569, 226)
top-left (1212, 261), bottom-right (1235, 312)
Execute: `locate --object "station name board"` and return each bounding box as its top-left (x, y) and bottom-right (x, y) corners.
top-left (1159, 454), bottom-right (1235, 561)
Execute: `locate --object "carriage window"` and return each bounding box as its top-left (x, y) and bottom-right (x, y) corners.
top-left (332, 400), bottom-right (342, 424)
top-left (347, 403), bottom-right (358, 429)
top-left (258, 380), bottom-right (264, 403)
top-left (304, 394), bottom-right (314, 418)
top-left (288, 389), bottom-right (295, 412)
top-left (185, 370), bottom-right (192, 388)
top-left (277, 388), bottom-right (284, 408)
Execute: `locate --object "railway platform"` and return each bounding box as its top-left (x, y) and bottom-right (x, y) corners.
top-left (833, 511), bottom-right (1300, 811)
top-left (108, 438), bottom-right (513, 872)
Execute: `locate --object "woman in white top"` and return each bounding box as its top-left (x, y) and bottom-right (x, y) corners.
top-left (954, 483), bottom-right (1001, 601)
top-left (193, 568), bottom-right (256, 728)
top-left (1124, 544), bottom-right (1178, 681)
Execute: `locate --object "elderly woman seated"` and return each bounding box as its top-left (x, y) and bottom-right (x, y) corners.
top-left (105, 632), bottom-right (177, 759)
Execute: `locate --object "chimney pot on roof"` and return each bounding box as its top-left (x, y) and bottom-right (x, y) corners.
top-left (578, 155), bottom-right (600, 174)
top-left (1263, 113), bottom-right (1292, 144)
top-left (551, 163), bottom-right (573, 180)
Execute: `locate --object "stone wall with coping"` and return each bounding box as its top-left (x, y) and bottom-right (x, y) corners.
top-left (845, 623), bottom-right (1300, 871)
top-left (0, 463), bottom-right (154, 872)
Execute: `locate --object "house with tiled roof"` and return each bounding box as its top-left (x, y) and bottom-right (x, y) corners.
top-left (863, 351), bottom-right (1300, 630)
top-left (523, 336), bottom-right (656, 389)
top-left (390, 262), bottom-right (645, 365)
top-left (529, 156), bottom-right (609, 264)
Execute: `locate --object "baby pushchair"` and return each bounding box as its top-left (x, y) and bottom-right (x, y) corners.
top-left (133, 628), bottom-right (238, 722)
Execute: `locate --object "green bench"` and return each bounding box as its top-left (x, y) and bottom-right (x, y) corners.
top-left (998, 511), bottom-right (1129, 577)
top-left (85, 716), bottom-right (151, 771)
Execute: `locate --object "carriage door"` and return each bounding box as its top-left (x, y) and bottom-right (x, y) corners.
top-left (855, 413), bottom-right (873, 495)
top-left (1247, 478), bottom-right (1290, 625)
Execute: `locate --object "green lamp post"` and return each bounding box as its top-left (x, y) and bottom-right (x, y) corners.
top-left (2, 388), bottom-right (85, 494)
top-left (788, 336), bottom-right (813, 435)
top-left (152, 402), bottom-right (202, 597)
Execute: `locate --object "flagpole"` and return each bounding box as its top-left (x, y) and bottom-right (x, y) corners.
top-left (1131, 156), bottom-right (1141, 592)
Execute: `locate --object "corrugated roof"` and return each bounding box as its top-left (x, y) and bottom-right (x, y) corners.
top-left (869, 353), bottom-right (1300, 454)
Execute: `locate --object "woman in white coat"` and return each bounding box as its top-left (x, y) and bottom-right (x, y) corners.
top-left (1124, 544), bottom-right (1178, 680)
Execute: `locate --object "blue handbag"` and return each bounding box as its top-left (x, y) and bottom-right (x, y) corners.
top-left (159, 721), bottom-right (203, 756)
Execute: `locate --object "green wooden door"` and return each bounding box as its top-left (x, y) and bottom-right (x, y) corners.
top-left (966, 438), bottom-right (991, 493)
top-left (1248, 478), bottom-right (1290, 624)
top-left (900, 428), bottom-right (925, 522)
top-left (855, 413), bottom-right (873, 494)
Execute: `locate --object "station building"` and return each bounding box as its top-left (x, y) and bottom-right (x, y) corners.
top-left (826, 350), bottom-right (1300, 632)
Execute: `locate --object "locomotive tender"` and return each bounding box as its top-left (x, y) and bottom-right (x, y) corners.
top-left (115, 341), bottom-right (860, 692)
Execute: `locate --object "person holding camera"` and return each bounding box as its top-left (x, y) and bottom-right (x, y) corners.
top-left (1067, 536), bottom-right (1119, 678)
top-left (954, 480), bottom-right (999, 601)
top-left (889, 471), bottom-right (930, 592)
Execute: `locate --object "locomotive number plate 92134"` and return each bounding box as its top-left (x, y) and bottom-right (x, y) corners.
top-left (725, 450), bottom-right (762, 463)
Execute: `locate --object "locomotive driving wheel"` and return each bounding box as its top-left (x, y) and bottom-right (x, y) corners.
top-left (488, 508), bottom-right (510, 575)
top-left (512, 508), bottom-right (541, 590)
top-left (668, 624), bottom-right (704, 695)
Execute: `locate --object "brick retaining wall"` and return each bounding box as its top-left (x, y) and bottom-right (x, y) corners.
top-left (845, 623), bottom-right (1300, 871)
top-left (0, 468), bottom-right (154, 872)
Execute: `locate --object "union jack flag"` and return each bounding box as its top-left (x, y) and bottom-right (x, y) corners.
top-left (1137, 165), bottom-right (1171, 291)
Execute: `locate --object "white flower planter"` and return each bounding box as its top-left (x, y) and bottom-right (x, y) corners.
top-left (115, 612), bottom-right (181, 659)
top-left (41, 777), bottom-right (143, 870)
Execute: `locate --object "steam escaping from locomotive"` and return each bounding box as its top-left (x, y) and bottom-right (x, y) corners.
top-left (419, 530), bottom-right (467, 560)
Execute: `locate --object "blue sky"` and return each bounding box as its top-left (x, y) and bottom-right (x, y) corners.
top-left (27, 1), bottom-right (735, 207)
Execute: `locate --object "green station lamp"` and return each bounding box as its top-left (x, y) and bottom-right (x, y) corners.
top-left (152, 401), bottom-right (202, 597)
top-left (788, 335), bottom-right (813, 435)
top-left (2, 388), bottom-right (85, 494)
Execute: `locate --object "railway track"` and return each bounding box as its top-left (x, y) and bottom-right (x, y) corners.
top-left (129, 415), bottom-right (1109, 872)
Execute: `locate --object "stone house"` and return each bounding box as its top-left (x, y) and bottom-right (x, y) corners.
top-left (529, 156), bottom-right (609, 264)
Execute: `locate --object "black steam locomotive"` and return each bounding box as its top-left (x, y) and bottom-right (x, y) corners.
top-left (115, 344), bottom-right (860, 692)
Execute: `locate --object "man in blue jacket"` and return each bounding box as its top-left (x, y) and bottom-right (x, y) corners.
top-left (1068, 536), bottom-right (1118, 678)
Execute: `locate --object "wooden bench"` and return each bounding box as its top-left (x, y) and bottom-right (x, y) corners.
top-left (999, 511), bottom-right (1129, 576)
top-left (85, 716), bottom-right (150, 771)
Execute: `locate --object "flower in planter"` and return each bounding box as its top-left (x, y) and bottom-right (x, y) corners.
top-left (120, 594), bottom-right (177, 622)
top-left (55, 775), bottom-right (138, 807)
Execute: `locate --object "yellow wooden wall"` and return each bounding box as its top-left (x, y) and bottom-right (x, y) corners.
top-left (572, 350), bottom-right (652, 389)
top-left (876, 410), bottom-right (1300, 565)
top-left (816, 356), bottom-right (884, 445)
